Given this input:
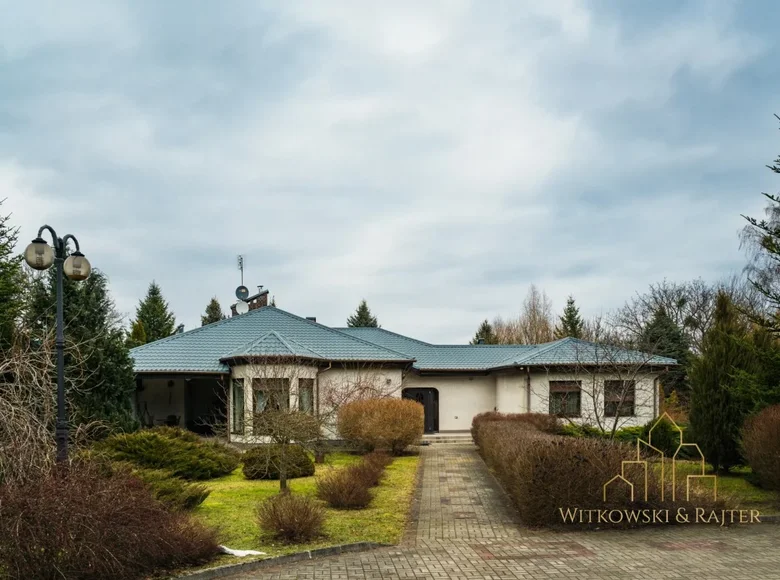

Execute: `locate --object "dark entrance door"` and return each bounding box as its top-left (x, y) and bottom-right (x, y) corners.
top-left (402, 388), bottom-right (439, 434)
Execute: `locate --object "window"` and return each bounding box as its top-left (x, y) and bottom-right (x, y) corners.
top-left (549, 381), bottom-right (581, 417)
top-left (604, 380), bottom-right (635, 417)
top-left (231, 379), bottom-right (244, 434)
top-left (298, 378), bottom-right (314, 414)
top-left (252, 378), bottom-right (289, 413)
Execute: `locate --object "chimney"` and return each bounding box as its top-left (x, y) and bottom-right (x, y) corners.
top-left (306, 316), bottom-right (316, 322)
top-left (231, 285), bottom-right (269, 316)
top-left (477, 338), bottom-right (485, 344)
top-left (175, 324), bottom-right (185, 334)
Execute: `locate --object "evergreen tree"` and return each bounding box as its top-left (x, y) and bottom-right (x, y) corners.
top-left (24, 267), bottom-right (136, 430)
top-left (201, 297), bottom-right (226, 326)
top-left (346, 299), bottom-right (379, 328)
top-left (470, 319), bottom-right (498, 344)
top-left (126, 319), bottom-right (147, 348)
top-left (554, 296), bottom-right (584, 339)
top-left (640, 307), bottom-right (691, 399)
top-left (131, 281), bottom-right (176, 343)
top-left (689, 293), bottom-right (755, 472)
top-left (0, 201), bottom-right (24, 350)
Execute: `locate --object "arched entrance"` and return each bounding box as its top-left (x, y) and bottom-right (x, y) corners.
top-left (402, 388), bottom-right (439, 434)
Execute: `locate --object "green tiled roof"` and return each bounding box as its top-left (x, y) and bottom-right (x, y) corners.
top-left (130, 307), bottom-right (677, 374)
top-left (130, 307), bottom-right (413, 373)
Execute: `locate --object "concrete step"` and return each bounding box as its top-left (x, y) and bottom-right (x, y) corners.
top-left (419, 433), bottom-right (474, 445)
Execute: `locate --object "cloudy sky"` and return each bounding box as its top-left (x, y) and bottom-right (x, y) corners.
top-left (1, 1), bottom-right (778, 343)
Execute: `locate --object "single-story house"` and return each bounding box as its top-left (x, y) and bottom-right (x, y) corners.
top-left (130, 291), bottom-right (676, 441)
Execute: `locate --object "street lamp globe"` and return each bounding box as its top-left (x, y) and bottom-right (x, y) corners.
top-left (23, 237), bottom-right (54, 270)
top-left (63, 251), bottom-right (91, 281)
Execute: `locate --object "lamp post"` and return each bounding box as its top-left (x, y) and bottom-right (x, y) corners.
top-left (23, 225), bottom-right (91, 463)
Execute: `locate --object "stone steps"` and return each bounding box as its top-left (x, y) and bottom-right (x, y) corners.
top-left (419, 433), bottom-right (474, 445)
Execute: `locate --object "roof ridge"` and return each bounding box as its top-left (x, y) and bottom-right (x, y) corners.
top-left (273, 332), bottom-right (326, 358)
top-left (498, 337), bottom-right (569, 366)
top-left (270, 309), bottom-right (414, 361)
top-left (336, 327), bottom-right (543, 349)
top-left (333, 326), bottom-right (435, 347)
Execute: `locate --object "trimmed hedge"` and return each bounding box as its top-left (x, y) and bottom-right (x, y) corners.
top-left (742, 405), bottom-right (780, 490)
top-left (242, 444), bottom-right (315, 481)
top-left (95, 427), bottom-right (240, 480)
top-left (473, 415), bottom-right (725, 528)
top-left (337, 398), bottom-right (424, 455)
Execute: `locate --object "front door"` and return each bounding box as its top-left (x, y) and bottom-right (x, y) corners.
top-left (402, 388), bottom-right (439, 434)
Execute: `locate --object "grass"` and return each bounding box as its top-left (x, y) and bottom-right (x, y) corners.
top-left (670, 460), bottom-right (780, 512)
top-left (193, 452), bottom-right (420, 559)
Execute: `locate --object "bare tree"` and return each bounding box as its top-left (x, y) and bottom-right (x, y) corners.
top-left (493, 285), bottom-right (555, 344)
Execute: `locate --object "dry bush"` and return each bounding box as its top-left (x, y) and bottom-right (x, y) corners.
top-left (742, 405), bottom-right (780, 490)
top-left (256, 493), bottom-right (325, 543)
top-left (347, 452), bottom-right (392, 488)
top-left (476, 419), bottom-right (725, 528)
top-left (471, 412), bottom-right (560, 443)
top-left (242, 444), bottom-right (315, 480)
top-left (316, 467), bottom-right (372, 509)
top-left (0, 462), bottom-right (218, 579)
top-left (337, 398), bottom-right (423, 455)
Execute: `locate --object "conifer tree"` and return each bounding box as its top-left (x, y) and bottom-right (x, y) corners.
top-left (24, 267), bottom-right (136, 430)
top-left (689, 293), bottom-right (754, 472)
top-left (131, 281), bottom-right (176, 343)
top-left (126, 319), bottom-right (147, 348)
top-left (554, 296), bottom-right (584, 339)
top-left (201, 297), bottom-right (226, 326)
top-left (346, 299), bottom-right (379, 328)
top-left (470, 319), bottom-right (499, 344)
top-left (0, 201), bottom-right (24, 350)
top-left (640, 307), bottom-right (691, 399)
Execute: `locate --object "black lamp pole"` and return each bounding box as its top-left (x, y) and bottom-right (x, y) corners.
top-left (24, 225), bottom-right (91, 463)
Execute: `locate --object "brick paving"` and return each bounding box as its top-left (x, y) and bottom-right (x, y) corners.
top-left (226, 445), bottom-right (780, 579)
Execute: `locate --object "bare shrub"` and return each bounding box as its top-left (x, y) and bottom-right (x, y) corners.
top-left (337, 398), bottom-right (423, 455)
top-left (256, 493), bottom-right (324, 543)
top-left (316, 467), bottom-right (372, 509)
top-left (471, 412), bottom-right (560, 443)
top-left (242, 444), bottom-right (315, 480)
top-left (742, 405), bottom-right (780, 490)
top-left (0, 462), bottom-right (218, 579)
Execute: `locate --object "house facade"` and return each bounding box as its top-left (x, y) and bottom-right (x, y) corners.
top-left (130, 298), bottom-right (676, 441)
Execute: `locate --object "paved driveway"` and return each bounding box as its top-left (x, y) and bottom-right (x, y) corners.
top-left (227, 445), bottom-right (780, 579)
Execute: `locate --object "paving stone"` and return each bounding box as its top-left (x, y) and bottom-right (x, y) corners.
top-left (225, 445), bottom-right (780, 579)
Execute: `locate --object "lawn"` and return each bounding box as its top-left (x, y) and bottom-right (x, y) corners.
top-left (670, 460), bottom-right (779, 513)
top-left (193, 452), bottom-right (420, 558)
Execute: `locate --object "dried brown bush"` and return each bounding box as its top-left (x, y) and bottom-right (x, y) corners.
top-left (476, 419), bottom-right (725, 528)
top-left (256, 493), bottom-right (325, 543)
top-left (337, 398), bottom-right (423, 455)
top-left (0, 462), bottom-right (218, 579)
top-left (742, 405), bottom-right (780, 490)
top-left (471, 412), bottom-right (561, 443)
top-left (316, 466), bottom-right (373, 508)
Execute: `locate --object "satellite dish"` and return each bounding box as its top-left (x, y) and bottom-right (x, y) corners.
top-left (235, 285), bottom-right (249, 300)
top-left (235, 300), bottom-right (249, 315)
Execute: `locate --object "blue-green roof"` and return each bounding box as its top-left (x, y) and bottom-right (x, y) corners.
top-left (130, 307), bottom-right (677, 374)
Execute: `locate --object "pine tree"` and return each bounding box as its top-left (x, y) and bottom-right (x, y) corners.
top-left (640, 308), bottom-right (691, 399)
top-left (24, 267), bottom-right (136, 430)
top-left (131, 281), bottom-right (176, 343)
top-left (554, 296), bottom-right (584, 339)
top-left (346, 299), bottom-right (379, 328)
top-left (470, 319), bottom-right (498, 344)
top-left (201, 297), bottom-right (226, 326)
top-left (0, 201), bottom-right (24, 350)
top-left (126, 319), bottom-right (147, 348)
top-left (689, 293), bottom-right (755, 472)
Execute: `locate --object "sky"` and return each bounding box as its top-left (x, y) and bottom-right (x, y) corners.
top-left (1, 0), bottom-right (778, 344)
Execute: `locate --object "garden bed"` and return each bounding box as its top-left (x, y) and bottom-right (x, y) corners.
top-left (193, 452), bottom-right (420, 560)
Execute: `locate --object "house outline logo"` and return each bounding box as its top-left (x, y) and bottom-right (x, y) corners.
top-left (602, 412), bottom-right (718, 503)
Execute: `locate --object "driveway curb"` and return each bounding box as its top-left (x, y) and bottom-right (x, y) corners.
top-left (174, 542), bottom-right (390, 579)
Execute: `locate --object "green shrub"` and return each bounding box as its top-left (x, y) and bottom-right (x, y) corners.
top-left (256, 493), bottom-right (324, 543)
top-left (643, 417), bottom-right (686, 457)
top-left (94, 427), bottom-right (240, 480)
top-left (316, 467), bottom-right (372, 508)
top-left (242, 444), bottom-right (315, 480)
top-left (133, 468), bottom-right (210, 511)
top-left (0, 463), bottom-right (218, 580)
top-left (337, 398), bottom-right (424, 455)
top-left (742, 405), bottom-right (780, 490)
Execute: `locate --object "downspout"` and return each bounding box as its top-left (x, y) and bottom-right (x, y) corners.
top-left (525, 367), bottom-right (531, 414)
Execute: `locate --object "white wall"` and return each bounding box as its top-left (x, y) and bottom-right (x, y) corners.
top-left (495, 373), bottom-right (528, 414)
top-left (402, 375), bottom-right (496, 431)
top-left (528, 370), bottom-right (659, 428)
top-left (136, 378), bottom-right (186, 427)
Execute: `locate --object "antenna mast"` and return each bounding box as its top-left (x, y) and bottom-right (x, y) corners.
top-left (237, 255), bottom-right (244, 286)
